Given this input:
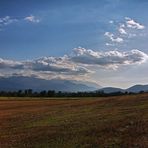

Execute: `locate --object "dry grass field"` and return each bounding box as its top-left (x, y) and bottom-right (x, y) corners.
top-left (0, 94), bottom-right (148, 148)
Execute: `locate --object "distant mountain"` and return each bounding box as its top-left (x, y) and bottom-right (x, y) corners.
top-left (0, 76), bottom-right (97, 92)
top-left (99, 87), bottom-right (125, 93)
top-left (126, 85), bottom-right (148, 93)
top-left (1, 76), bottom-right (148, 93)
top-left (71, 80), bottom-right (102, 89)
top-left (98, 85), bottom-right (148, 93)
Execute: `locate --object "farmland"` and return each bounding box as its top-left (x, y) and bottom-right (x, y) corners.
top-left (0, 94), bottom-right (148, 148)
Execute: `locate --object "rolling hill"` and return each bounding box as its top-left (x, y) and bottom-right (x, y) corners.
top-left (99, 85), bottom-right (148, 93)
top-left (127, 84), bottom-right (148, 93)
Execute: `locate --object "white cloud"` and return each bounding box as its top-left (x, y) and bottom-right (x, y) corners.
top-left (0, 58), bottom-right (23, 69)
top-left (0, 47), bottom-right (148, 80)
top-left (109, 20), bottom-right (114, 24)
top-left (24, 15), bottom-right (40, 23)
top-left (30, 56), bottom-right (90, 75)
top-left (0, 15), bottom-right (41, 31)
top-left (0, 56), bottom-right (90, 76)
top-left (113, 37), bottom-right (123, 43)
top-left (0, 16), bottom-right (17, 26)
top-left (71, 47), bottom-right (148, 69)
top-left (118, 27), bottom-right (127, 35)
top-left (104, 32), bottom-right (123, 43)
top-left (105, 17), bottom-right (145, 46)
top-left (125, 17), bottom-right (145, 30)
top-left (105, 43), bottom-right (114, 46)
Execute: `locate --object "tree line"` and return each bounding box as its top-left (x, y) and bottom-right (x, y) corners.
top-left (0, 89), bottom-right (140, 97)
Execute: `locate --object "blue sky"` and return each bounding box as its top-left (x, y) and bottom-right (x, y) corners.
top-left (0, 0), bottom-right (148, 88)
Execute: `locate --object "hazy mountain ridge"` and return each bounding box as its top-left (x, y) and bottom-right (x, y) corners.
top-left (0, 76), bottom-right (97, 92)
top-left (0, 76), bottom-right (148, 93)
top-left (100, 85), bottom-right (148, 93)
top-left (99, 87), bottom-right (125, 93)
top-left (126, 85), bottom-right (148, 93)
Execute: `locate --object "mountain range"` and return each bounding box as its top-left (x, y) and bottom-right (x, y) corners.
top-left (100, 85), bottom-right (148, 93)
top-left (0, 76), bottom-right (148, 93)
top-left (0, 76), bottom-right (100, 92)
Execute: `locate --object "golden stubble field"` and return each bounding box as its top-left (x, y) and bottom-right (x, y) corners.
top-left (0, 94), bottom-right (148, 148)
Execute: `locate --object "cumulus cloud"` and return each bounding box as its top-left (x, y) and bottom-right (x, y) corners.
top-left (71, 47), bottom-right (148, 69)
top-left (106, 17), bottom-right (145, 46)
top-left (118, 25), bottom-right (127, 35)
top-left (0, 56), bottom-right (90, 76)
top-left (0, 47), bottom-right (148, 79)
top-left (0, 58), bottom-right (23, 69)
top-left (104, 32), bottom-right (123, 43)
top-left (120, 17), bottom-right (145, 38)
top-left (125, 17), bottom-right (145, 30)
top-left (24, 15), bottom-right (40, 23)
top-left (30, 56), bottom-right (90, 75)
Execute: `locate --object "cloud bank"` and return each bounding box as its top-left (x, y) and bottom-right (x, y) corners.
top-left (71, 47), bottom-right (148, 69)
top-left (0, 16), bottom-right (147, 82)
top-left (0, 47), bottom-right (147, 80)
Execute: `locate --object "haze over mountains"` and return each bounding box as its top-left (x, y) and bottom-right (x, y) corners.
top-left (0, 76), bottom-right (100, 92)
top-left (0, 76), bottom-right (148, 93)
top-left (100, 85), bottom-right (148, 93)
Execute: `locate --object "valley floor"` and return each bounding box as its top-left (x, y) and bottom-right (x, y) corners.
top-left (0, 94), bottom-right (148, 148)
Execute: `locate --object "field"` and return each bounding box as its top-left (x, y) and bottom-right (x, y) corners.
top-left (0, 94), bottom-right (148, 148)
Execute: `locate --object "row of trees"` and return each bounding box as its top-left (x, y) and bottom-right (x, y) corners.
top-left (0, 89), bottom-right (139, 97)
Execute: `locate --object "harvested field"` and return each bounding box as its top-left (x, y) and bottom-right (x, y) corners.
top-left (0, 94), bottom-right (148, 148)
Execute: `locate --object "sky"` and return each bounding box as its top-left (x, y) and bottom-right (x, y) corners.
top-left (0, 0), bottom-right (148, 88)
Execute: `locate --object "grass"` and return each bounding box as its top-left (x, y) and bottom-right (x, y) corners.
top-left (0, 94), bottom-right (148, 148)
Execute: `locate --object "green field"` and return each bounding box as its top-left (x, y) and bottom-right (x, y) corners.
top-left (0, 94), bottom-right (148, 148)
